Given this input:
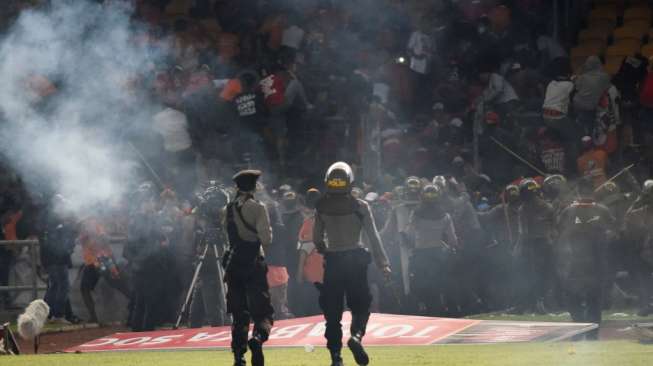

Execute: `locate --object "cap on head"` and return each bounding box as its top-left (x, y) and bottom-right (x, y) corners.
top-left (233, 170), bottom-right (262, 192)
top-left (325, 162), bottom-right (354, 193)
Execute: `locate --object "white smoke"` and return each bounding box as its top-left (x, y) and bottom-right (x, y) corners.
top-left (0, 0), bottom-right (163, 213)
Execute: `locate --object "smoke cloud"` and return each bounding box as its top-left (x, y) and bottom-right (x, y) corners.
top-left (0, 0), bottom-right (162, 213)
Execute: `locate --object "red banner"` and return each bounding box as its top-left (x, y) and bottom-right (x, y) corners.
top-left (65, 313), bottom-right (596, 353)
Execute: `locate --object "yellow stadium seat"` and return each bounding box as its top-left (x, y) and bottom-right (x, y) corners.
top-left (579, 39), bottom-right (608, 50)
top-left (606, 40), bottom-right (641, 57)
top-left (604, 57), bottom-right (623, 75)
top-left (624, 7), bottom-right (652, 21)
top-left (579, 27), bottom-right (611, 42)
top-left (588, 18), bottom-right (618, 30)
top-left (624, 19), bottom-right (651, 32)
top-left (642, 43), bottom-right (653, 58)
top-left (571, 44), bottom-right (605, 59)
top-left (614, 25), bottom-right (647, 41)
top-left (590, 7), bottom-right (619, 20)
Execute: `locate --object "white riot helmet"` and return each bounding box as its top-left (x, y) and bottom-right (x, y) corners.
top-left (325, 162), bottom-right (354, 194)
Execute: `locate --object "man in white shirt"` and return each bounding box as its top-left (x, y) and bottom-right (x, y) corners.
top-left (152, 105), bottom-right (195, 199)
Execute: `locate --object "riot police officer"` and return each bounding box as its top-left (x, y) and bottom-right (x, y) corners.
top-left (406, 184), bottom-right (458, 315)
top-left (314, 162), bottom-right (391, 366)
top-left (381, 176), bottom-right (421, 298)
top-left (223, 170), bottom-right (274, 366)
top-left (625, 180), bottom-right (653, 316)
top-left (555, 178), bottom-right (614, 339)
top-left (515, 178), bottom-right (555, 314)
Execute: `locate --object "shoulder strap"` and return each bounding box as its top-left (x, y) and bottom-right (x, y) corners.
top-left (235, 200), bottom-right (258, 235)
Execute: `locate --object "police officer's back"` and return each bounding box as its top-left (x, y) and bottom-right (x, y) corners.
top-left (313, 162), bottom-right (390, 366)
top-left (224, 170), bottom-right (273, 366)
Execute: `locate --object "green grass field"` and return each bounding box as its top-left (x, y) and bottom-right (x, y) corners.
top-left (4, 341), bottom-right (653, 366)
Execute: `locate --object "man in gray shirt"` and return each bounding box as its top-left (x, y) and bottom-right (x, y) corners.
top-left (314, 162), bottom-right (391, 366)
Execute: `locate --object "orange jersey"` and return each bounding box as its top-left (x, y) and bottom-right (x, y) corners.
top-left (577, 149), bottom-right (608, 188)
top-left (79, 218), bottom-right (111, 266)
top-left (3, 211), bottom-right (23, 240)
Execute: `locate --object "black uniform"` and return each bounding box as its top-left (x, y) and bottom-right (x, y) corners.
top-left (224, 185), bottom-right (274, 366)
top-left (516, 195), bottom-right (555, 312)
top-left (556, 199), bottom-right (614, 339)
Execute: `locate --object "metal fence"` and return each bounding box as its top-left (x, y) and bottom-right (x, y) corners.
top-left (0, 240), bottom-right (43, 301)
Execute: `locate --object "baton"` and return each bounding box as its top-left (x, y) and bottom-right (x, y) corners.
top-left (594, 164), bottom-right (635, 193)
top-left (490, 137), bottom-right (547, 176)
top-left (127, 141), bottom-right (166, 189)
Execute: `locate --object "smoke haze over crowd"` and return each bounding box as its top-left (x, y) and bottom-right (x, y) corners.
top-left (0, 0), bottom-right (160, 213)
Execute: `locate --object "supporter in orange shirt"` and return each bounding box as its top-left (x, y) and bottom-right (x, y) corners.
top-left (79, 215), bottom-right (129, 324)
top-left (577, 136), bottom-right (608, 188)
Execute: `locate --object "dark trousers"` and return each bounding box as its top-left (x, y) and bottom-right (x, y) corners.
top-left (190, 267), bottom-right (225, 328)
top-left (0, 253), bottom-right (11, 307)
top-left (130, 270), bottom-right (158, 331)
top-left (564, 285), bottom-right (602, 340)
top-left (517, 240), bottom-right (553, 309)
top-left (319, 249), bottom-right (372, 352)
top-left (226, 258), bottom-right (274, 354)
top-left (410, 248), bottom-right (450, 315)
top-left (44, 265), bottom-right (70, 318)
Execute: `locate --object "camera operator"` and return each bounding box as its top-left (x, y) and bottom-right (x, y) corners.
top-left (188, 184), bottom-right (230, 327)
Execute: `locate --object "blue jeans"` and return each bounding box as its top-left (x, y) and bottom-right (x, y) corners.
top-left (44, 265), bottom-right (70, 318)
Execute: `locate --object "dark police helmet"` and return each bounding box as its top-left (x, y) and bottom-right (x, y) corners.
top-left (642, 180), bottom-right (653, 202)
top-left (421, 184), bottom-right (442, 202)
top-left (519, 178), bottom-right (541, 201)
top-left (505, 184), bottom-right (520, 202)
top-left (132, 181), bottom-right (157, 204)
top-left (325, 162), bottom-right (354, 194)
top-left (543, 174), bottom-right (567, 196)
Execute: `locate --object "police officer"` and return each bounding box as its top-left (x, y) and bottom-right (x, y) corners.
top-left (477, 185), bottom-right (521, 310)
top-left (515, 178), bottom-right (555, 314)
top-left (124, 182), bottom-right (164, 331)
top-left (406, 184), bottom-right (458, 315)
top-left (555, 178), bottom-right (614, 339)
top-left (314, 162), bottom-right (391, 366)
top-left (542, 174), bottom-right (573, 216)
top-left (188, 185), bottom-right (230, 327)
top-left (381, 177), bottom-right (421, 298)
top-left (625, 180), bottom-right (653, 316)
top-left (224, 170), bottom-right (274, 366)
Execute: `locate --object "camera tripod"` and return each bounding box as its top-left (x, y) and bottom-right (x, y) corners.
top-left (174, 230), bottom-right (228, 330)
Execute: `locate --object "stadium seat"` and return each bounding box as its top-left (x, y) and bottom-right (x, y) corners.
top-left (590, 8), bottom-right (619, 26)
top-left (642, 43), bottom-right (653, 57)
top-left (579, 27), bottom-right (612, 43)
top-left (579, 39), bottom-right (608, 51)
top-left (614, 25), bottom-right (647, 41)
top-left (624, 19), bottom-right (651, 33)
top-left (624, 6), bottom-right (652, 22)
top-left (571, 44), bottom-right (605, 59)
top-left (588, 18), bottom-right (618, 30)
top-left (606, 39), bottom-right (642, 57)
top-left (604, 57), bottom-right (624, 75)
